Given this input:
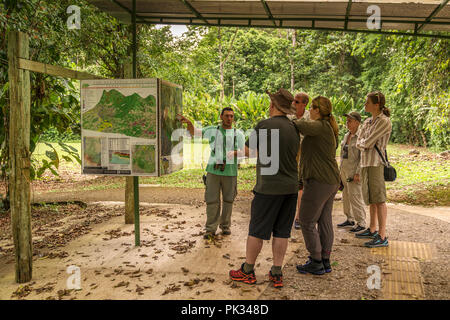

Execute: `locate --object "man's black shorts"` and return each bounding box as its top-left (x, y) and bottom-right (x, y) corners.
top-left (248, 191), bottom-right (298, 240)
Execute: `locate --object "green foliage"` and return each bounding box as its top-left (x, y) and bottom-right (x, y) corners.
top-left (0, 0), bottom-right (132, 188)
top-left (232, 91), bottom-right (270, 132)
top-left (1, 0), bottom-right (449, 204)
top-left (182, 90), bottom-right (270, 132)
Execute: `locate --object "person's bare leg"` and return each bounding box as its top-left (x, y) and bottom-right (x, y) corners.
top-left (272, 237), bottom-right (289, 267)
top-left (369, 204), bottom-right (378, 233)
top-left (376, 202), bottom-right (387, 239)
top-left (246, 236), bottom-right (264, 265)
top-left (295, 190), bottom-right (303, 223)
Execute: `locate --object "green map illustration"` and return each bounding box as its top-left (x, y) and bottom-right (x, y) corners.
top-left (82, 89), bottom-right (157, 139)
top-left (160, 83), bottom-right (183, 156)
top-left (110, 151), bottom-right (130, 165)
top-left (84, 137), bottom-right (102, 167)
top-left (132, 145), bottom-right (156, 174)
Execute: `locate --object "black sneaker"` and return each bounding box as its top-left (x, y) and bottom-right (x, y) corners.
top-left (364, 234), bottom-right (389, 248)
top-left (296, 257), bottom-right (325, 275)
top-left (337, 220), bottom-right (355, 228)
top-left (350, 225), bottom-right (365, 233)
top-left (322, 258), bottom-right (332, 273)
top-left (203, 231), bottom-right (215, 239)
top-left (355, 228), bottom-right (378, 239)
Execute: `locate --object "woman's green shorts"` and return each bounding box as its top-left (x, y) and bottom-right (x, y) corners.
top-left (361, 165), bottom-right (386, 205)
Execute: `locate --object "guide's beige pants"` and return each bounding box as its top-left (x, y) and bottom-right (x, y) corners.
top-left (204, 173), bottom-right (237, 233)
top-left (340, 169), bottom-right (366, 227)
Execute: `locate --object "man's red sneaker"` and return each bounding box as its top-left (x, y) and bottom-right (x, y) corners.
top-left (268, 271), bottom-right (283, 288)
top-left (229, 263), bottom-right (256, 284)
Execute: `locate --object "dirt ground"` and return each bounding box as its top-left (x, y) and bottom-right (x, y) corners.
top-left (0, 186), bottom-right (448, 300)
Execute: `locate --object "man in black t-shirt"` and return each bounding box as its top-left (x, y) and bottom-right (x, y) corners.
top-left (228, 88), bottom-right (299, 288)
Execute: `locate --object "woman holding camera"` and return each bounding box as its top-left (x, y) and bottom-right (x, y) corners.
top-left (355, 91), bottom-right (392, 248)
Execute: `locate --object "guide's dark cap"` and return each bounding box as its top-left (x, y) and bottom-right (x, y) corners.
top-left (266, 88), bottom-right (296, 115)
top-left (344, 111), bottom-right (362, 122)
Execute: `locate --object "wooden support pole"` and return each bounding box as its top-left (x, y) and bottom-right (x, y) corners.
top-left (8, 31), bottom-right (32, 283)
top-left (124, 61), bottom-right (134, 225)
top-left (132, 0), bottom-right (140, 247)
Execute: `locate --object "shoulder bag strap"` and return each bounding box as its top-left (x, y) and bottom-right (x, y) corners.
top-left (374, 144), bottom-right (388, 165)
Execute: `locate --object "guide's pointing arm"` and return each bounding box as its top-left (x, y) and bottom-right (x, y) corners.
top-left (177, 114), bottom-right (200, 137)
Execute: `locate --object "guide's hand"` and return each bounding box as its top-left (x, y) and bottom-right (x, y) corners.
top-left (353, 174), bottom-right (360, 183)
top-left (226, 150), bottom-right (236, 160)
top-left (176, 114), bottom-right (190, 124)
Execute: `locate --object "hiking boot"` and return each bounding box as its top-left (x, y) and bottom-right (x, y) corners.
top-left (322, 258), bottom-right (332, 273)
top-left (296, 257), bottom-right (325, 275)
top-left (337, 220), bottom-right (355, 228)
top-left (294, 219), bottom-right (301, 230)
top-left (229, 263), bottom-right (257, 284)
top-left (268, 271), bottom-right (283, 289)
top-left (355, 228), bottom-right (378, 239)
top-left (350, 225), bottom-right (365, 233)
top-left (364, 234), bottom-right (389, 248)
top-left (221, 229), bottom-right (231, 236)
top-left (203, 231), bottom-right (215, 239)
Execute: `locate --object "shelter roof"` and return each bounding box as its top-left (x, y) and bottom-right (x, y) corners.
top-left (87, 0), bottom-right (450, 35)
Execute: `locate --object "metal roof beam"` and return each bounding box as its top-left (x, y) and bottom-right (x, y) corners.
top-left (111, 0), bottom-right (147, 23)
top-left (179, 0), bottom-right (210, 25)
top-left (139, 16), bottom-right (450, 26)
top-left (145, 20), bottom-right (450, 40)
top-left (417, 0), bottom-right (449, 32)
top-left (260, 0), bottom-right (277, 27)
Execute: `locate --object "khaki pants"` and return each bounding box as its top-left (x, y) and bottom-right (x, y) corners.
top-left (205, 173), bottom-right (237, 233)
top-left (340, 169), bottom-right (366, 227)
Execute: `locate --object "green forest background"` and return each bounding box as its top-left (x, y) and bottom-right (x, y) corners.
top-left (0, 0), bottom-right (449, 182)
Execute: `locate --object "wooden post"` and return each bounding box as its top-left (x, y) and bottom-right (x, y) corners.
top-left (132, 0), bottom-right (140, 246)
top-left (8, 31), bottom-right (32, 283)
top-left (124, 61), bottom-right (134, 224)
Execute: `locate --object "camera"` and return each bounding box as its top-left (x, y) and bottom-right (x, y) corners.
top-left (214, 161), bottom-right (226, 171)
top-left (346, 177), bottom-right (354, 182)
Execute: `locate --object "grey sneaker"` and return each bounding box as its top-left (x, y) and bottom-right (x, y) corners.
top-left (364, 234), bottom-right (389, 248)
top-left (355, 228), bottom-right (378, 239)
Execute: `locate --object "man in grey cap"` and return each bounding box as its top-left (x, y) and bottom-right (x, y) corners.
top-left (337, 111), bottom-right (366, 233)
top-left (228, 88), bottom-right (300, 288)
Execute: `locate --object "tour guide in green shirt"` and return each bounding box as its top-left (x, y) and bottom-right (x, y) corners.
top-left (177, 108), bottom-right (245, 239)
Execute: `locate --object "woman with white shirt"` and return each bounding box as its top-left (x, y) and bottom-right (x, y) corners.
top-left (355, 91), bottom-right (392, 248)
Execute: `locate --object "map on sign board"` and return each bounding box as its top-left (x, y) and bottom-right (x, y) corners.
top-left (159, 80), bottom-right (183, 175)
top-left (81, 79), bottom-right (158, 176)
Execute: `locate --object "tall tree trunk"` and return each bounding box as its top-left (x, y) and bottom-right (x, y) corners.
top-left (218, 27), bottom-right (238, 101)
top-left (290, 30), bottom-right (297, 92)
top-left (218, 27), bottom-right (224, 101)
